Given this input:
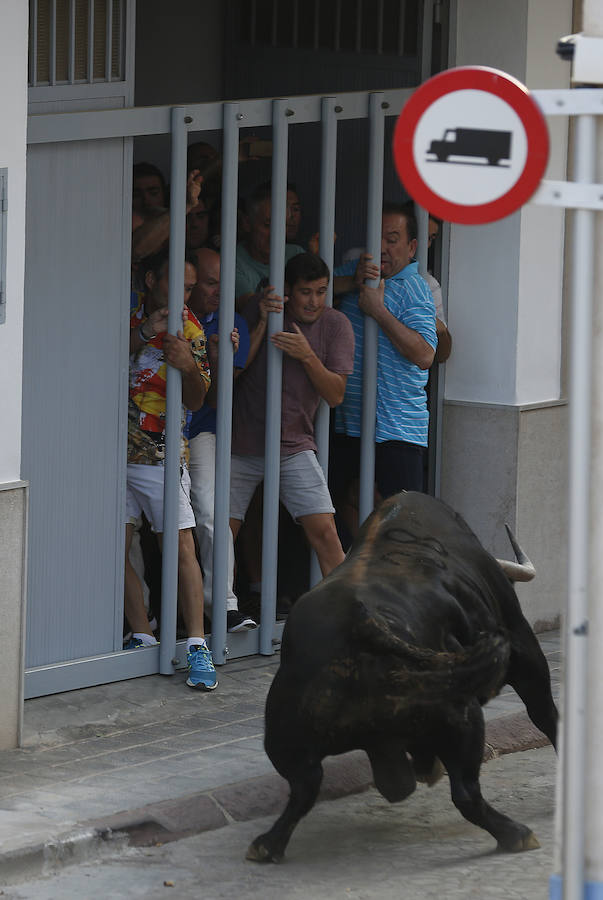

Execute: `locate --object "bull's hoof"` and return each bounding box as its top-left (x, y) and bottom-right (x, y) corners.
top-left (246, 837), bottom-right (284, 863)
top-left (497, 831), bottom-right (540, 853)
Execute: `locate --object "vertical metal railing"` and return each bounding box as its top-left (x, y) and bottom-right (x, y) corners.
top-left (87, 0), bottom-right (95, 83)
top-left (30, 0), bottom-right (38, 86)
top-left (398, 0), bottom-right (407, 56)
top-left (105, 0), bottom-right (113, 82)
top-left (259, 98), bottom-right (290, 655)
top-left (49, 0), bottom-right (57, 86)
top-left (309, 95), bottom-right (339, 587)
top-left (68, 0), bottom-right (76, 84)
top-left (159, 106), bottom-right (189, 675)
top-left (212, 102), bottom-right (241, 665)
top-left (358, 92), bottom-right (385, 525)
top-left (561, 112), bottom-right (596, 900)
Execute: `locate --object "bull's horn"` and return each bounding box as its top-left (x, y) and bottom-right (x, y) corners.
top-left (495, 524), bottom-right (536, 583)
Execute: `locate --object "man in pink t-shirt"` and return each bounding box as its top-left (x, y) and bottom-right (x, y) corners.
top-left (230, 253), bottom-right (354, 577)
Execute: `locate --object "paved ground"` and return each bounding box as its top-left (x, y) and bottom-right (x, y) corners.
top-left (0, 630), bottom-right (561, 886)
top-left (4, 746), bottom-right (558, 899)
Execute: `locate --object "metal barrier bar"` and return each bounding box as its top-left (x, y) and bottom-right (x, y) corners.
top-left (105, 0), bottom-right (113, 82)
top-left (260, 97), bottom-right (290, 655)
top-left (416, 205), bottom-right (429, 275)
top-left (30, 0), bottom-right (38, 86)
top-left (420, 0), bottom-right (434, 80)
top-left (26, 88), bottom-right (603, 147)
top-left (50, 0), bottom-right (57, 86)
top-left (159, 106), bottom-right (189, 676)
top-left (69, 0), bottom-right (76, 84)
top-left (310, 95), bottom-right (338, 588)
top-left (212, 101), bottom-right (241, 665)
top-left (358, 92), bottom-right (385, 525)
top-left (87, 0), bottom-right (95, 83)
top-left (398, 0), bottom-right (407, 56)
top-left (561, 112), bottom-right (596, 900)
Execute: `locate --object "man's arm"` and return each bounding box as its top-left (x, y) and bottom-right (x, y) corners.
top-left (131, 170), bottom-right (203, 263)
top-left (129, 306), bottom-right (168, 354)
top-left (163, 331), bottom-right (208, 411)
top-left (270, 324), bottom-right (347, 407)
top-left (244, 288), bottom-right (283, 367)
top-left (205, 329), bottom-right (241, 408)
top-left (333, 253), bottom-right (380, 301)
top-left (434, 318), bottom-right (452, 363)
top-left (358, 279), bottom-right (435, 370)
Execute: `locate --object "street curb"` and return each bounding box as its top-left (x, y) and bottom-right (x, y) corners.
top-left (0, 710), bottom-right (551, 886)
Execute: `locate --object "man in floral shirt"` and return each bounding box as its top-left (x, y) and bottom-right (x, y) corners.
top-left (126, 247), bottom-right (217, 691)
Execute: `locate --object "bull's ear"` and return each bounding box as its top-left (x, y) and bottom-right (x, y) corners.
top-left (495, 524), bottom-right (536, 583)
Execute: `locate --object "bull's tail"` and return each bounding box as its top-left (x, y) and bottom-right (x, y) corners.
top-left (358, 610), bottom-right (510, 703)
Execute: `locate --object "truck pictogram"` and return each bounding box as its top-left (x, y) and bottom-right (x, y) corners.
top-left (427, 128), bottom-right (512, 166)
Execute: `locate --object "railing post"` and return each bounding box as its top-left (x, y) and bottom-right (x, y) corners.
top-left (309, 95), bottom-right (338, 588)
top-left (159, 105), bottom-right (188, 675)
top-left (259, 97), bottom-right (290, 654)
top-left (556, 112), bottom-right (596, 900)
top-left (358, 92), bottom-right (385, 526)
top-left (211, 101), bottom-right (241, 665)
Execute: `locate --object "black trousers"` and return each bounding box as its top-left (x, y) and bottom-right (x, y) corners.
top-left (329, 433), bottom-right (425, 503)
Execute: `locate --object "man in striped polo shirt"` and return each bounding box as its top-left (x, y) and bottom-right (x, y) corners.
top-left (330, 202), bottom-right (437, 545)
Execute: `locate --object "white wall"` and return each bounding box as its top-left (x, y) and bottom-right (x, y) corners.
top-left (445, 0), bottom-right (571, 405)
top-left (516, 0), bottom-right (571, 403)
top-left (0, 1), bottom-right (28, 484)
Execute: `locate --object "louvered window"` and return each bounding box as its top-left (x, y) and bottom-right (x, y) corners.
top-left (29, 0), bottom-right (124, 86)
top-left (240, 0), bottom-right (419, 56)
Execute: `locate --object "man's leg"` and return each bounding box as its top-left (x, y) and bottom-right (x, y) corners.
top-left (375, 441), bottom-right (425, 498)
top-left (124, 522), bottom-right (155, 637)
top-left (298, 512), bottom-right (345, 576)
top-left (188, 431), bottom-right (239, 614)
top-left (157, 527), bottom-right (206, 638)
top-left (281, 451), bottom-right (346, 578)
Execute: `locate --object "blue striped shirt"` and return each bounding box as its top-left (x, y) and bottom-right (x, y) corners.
top-left (334, 260), bottom-right (436, 446)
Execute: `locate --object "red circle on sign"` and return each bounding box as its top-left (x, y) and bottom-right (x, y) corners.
top-left (392, 67), bottom-right (549, 224)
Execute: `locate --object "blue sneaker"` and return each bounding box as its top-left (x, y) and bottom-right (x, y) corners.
top-left (123, 637), bottom-right (145, 650)
top-left (123, 636), bottom-right (158, 650)
top-left (186, 643), bottom-right (218, 691)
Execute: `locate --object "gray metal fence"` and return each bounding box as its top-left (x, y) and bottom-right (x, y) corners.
top-left (25, 84), bottom-right (438, 690)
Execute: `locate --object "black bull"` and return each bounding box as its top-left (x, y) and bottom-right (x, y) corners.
top-left (247, 491), bottom-right (558, 863)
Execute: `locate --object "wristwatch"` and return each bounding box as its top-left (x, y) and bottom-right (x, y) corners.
top-left (138, 321), bottom-right (156, 343)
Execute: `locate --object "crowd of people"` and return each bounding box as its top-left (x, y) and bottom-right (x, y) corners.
top-left (125, 139), bottom-right (452, 692)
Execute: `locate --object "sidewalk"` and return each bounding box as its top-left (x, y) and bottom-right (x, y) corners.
top-left (0, 630), bottom-right (561, 885)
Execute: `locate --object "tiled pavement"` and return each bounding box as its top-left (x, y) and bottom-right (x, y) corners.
top-left (0, 630), bottom-right (561, 883)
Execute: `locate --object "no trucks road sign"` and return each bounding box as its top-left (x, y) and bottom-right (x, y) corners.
top-left (393, 66), bottom-right (550, 224)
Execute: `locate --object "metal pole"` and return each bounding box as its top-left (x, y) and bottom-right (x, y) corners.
top-left (585, 105), bottom-right (603, 897)
top-left (105, 0), bottom-right (113, 81)
top-left (159, 106), bottom-right (188, 675)
top-left (259, 97), bottom-right (289, 654)
top-left (416, 205), bottom-right (429, 276)
top-left (50, 0), bottom-right (57, 86)
top-left (212, 102), bottom-right (240, 665)
top-left (358, 93), bottom-right (385, 525)
top-left (559, 113), bottom-right (596, 900)
top-left (87, 0), bottom-right (94, 83)
top-left (309, 96), bottom-right (338, 588)
top-left (420, 0), bottom-right (434, 81)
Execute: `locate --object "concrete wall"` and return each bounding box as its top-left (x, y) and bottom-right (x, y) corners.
top-left (0, 485), bottom-right (27, 749)
top-left (0, 1), bottom-right (28, 748)
top-left (441, 0), bottom-right (572, 627)
top-left (441, 402), bottom-right (567, 627)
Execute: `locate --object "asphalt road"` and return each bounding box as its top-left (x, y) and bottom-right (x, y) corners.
top-left (4, 745), bottom-right (557, 900)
